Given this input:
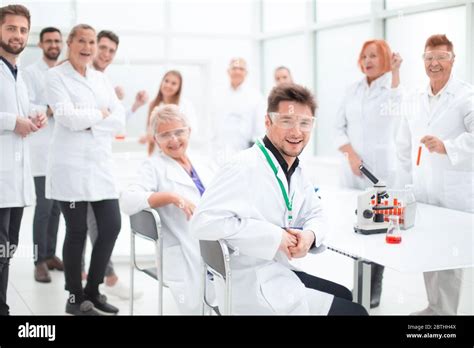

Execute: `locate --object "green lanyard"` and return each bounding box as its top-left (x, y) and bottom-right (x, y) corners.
top-left (256, 139), bottom-right (294, 224)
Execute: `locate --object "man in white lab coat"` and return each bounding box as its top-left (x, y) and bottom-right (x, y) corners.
top-left (396, 34), bottom-right (473, 315)
top-left (0, 4), bottom-right (47, 315)
top-left (192, 84), bottom-right (368, 315)
top-left (83, 30), bottom-right (148, 299)
top-left (274, 66), bottom-right (293, 86)
top-left (23, 27), bottom-right (64, 283)
top-left (92, 30), bottom-right (149, 122)
top-left (212, 57), bottom-right (266, 163)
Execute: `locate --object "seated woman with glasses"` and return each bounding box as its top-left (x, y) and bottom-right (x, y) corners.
top-left (120, 104), bottom-right (217, 314)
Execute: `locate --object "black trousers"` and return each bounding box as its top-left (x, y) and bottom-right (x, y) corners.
top-left (59, 200), bottom-right (121, 303)
top-left (293, 271), bottom-right (368, 316)
top-left (0, 207), bottom-right (24, 315)
top-left (33, 176), bottom-right (61, 265)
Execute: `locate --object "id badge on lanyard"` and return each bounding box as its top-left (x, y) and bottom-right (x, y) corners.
top-left (256, 139), bottom-right (295, 227)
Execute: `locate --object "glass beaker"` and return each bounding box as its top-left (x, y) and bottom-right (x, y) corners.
top-left (386, 215), bottom-right (402, 244)
top-left (404, 184), bottom-right (416, 205)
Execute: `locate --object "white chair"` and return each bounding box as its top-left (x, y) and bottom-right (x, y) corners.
top-left (199, 240), bottom-right (232, 315)
top-left (129, 208), bottom-right (164, 315)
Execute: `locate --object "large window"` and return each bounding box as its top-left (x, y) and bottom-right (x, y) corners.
top-left (315, 23), bottom-right (372, 156)
top-left (263, 0), bottom-right (309, 32)
top-left (170, 0), bottom-right (254, 34)
top-left (15, 0), bottom-right (74, 30)
top-left (262, 35), bottom-right (311, 93)
top-left (75, 0), bottom-right (165, 31)
top-left (16, 0), bottom-right (473, 153)
top-left (315, 0), bottom-right (372, 22)
top-left (385, 0), bottom-right (445, 10)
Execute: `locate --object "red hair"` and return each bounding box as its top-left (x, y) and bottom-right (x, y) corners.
top-left (425, 34), bottom-right (454, 52)
top-left (358, 39), bottom-right (392, 74)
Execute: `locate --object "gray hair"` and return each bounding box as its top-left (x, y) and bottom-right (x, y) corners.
top-left (67, 24), bottom-right (95, 44)
top-left (66, 24), bottom-right (95, 61)
top-left (150, 104), bottom-right (189, 135)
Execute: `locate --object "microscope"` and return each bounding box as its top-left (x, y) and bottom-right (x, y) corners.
top-left (354, 164), bottom-right (392, 235)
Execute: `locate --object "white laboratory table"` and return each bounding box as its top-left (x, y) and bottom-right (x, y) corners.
top-left (320, 187), bottom-right (474, 311)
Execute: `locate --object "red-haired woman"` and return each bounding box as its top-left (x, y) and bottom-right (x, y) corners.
top-left (141, 70), bottom-right (197, 155)
top-left (334, 39), bottom-right (403, 309)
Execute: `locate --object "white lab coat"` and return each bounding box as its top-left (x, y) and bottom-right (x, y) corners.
top-left (396, 77), bottom-right (473, 212)
top-left (120, 151), bottom-right (216, 314)
top-left (22, 59), bottom-right (55, 177)
top-left (212, 83), bottom-right (266, 162)
top-left (0, 60), bottom-right (35, 208)
top-left (396, 77), bottom-right (474, 315)
top-left (191, 142), bottom-right (334, 315)
top-left (334, 73), bottom-right (401, 189)
top-left (45, 61), bottom-right (125, 201)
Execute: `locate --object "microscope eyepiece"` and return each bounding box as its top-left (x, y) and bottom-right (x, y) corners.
top-left (359, 164), bottom-right (379, 184)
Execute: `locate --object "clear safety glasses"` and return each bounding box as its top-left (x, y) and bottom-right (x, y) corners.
top-left (268, 112), bottom-right (315, 132)
top-left (154, 127), bottom-right (189, 143)
top-left (422, 51), bottom-right (454, 63)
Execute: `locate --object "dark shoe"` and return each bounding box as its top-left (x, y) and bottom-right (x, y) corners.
top-left (65, 300), bottom-right (101, 316)
top-left (370, 263), bottom-right (384, 308)
top-left (34, 262), bottom-right (51, 283)
top-left (85, 293), bottom-right (119, 315)
top-left (46, 256), bottom-right (64, 271)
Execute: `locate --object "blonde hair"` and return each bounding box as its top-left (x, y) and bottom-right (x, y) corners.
top-left (150, 104), bottom-right (189, 137)
top-left (66, 24), bottom-right (96, 61)
top-left (67, 24), bottom-right (95, 44)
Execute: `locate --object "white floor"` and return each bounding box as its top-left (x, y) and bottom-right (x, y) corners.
top-left (8, 206), bottom-right (473, 316)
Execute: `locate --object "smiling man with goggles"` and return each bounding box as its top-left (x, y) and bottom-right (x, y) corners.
top-left (268, 112), bottom-right (315, 132)
top-left (154, 127), bottom-right (189, 143)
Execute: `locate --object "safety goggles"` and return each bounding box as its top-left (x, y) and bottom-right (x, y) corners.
top-left (268, 112), bottom-right (315, 132)
top-left (154, 127), bottom-right (189, 143)
top-left (422, 51), bottom-right (454, 63)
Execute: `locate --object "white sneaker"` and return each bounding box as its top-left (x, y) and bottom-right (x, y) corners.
top-left (103, 280), bottom-right (143, 300)
top-left (410, 306), bottom-right (438, 315)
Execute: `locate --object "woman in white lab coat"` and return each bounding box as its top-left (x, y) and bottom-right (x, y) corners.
top-left (396, 34), bottom-right (473, 315)
top-left (141, 70), bottom-right (198, 154)
top-left (45, 24), bottom-right (125, 316)
top-left (333, 39), bottom-right (403, 308)
top-left (121, 104), bottom-right (216, 314)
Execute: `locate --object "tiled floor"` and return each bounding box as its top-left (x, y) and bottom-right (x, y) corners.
top-left (7, 205), bottom-right (473, 316)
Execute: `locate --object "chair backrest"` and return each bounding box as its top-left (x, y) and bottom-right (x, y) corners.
top-left (199, 240), bottom-right (230, 280)
top-left (130, 209), bottom-right (161, 242)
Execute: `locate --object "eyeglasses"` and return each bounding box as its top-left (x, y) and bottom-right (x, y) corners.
top-left (422, 51), bottom-right (454, 63)
top-left (154, 127), bottom-right (189, 143)
top-left (268, 112), bottom-right (315, 132)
